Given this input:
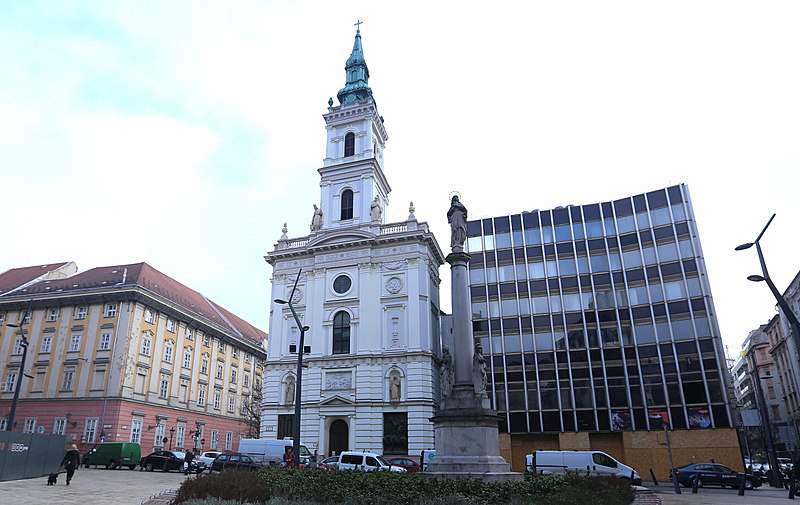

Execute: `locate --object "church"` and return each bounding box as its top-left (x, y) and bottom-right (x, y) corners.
top-left (261, 26), bottom-right (445, 457)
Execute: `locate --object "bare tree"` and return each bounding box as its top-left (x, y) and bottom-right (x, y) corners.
top-left (242, 381), bottom-right (263, 438)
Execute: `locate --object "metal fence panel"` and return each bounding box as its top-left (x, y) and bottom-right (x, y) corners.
top-left (0, 432), bottom-right (68, 481)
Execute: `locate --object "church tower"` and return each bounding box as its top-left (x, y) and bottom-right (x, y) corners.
top-left (262, 26), bottom-right (445, 458)
top-left (319, 25), bottom-right (389, 231)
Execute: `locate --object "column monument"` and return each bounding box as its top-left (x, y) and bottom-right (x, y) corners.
top-left (427, 195), bottom-right (522, 480)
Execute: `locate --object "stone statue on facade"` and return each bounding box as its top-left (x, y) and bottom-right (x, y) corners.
top-left (285, 375), bottom-right (296, 405)
top-left (472, 342), bottom-right (488, 396)
top-left (436, 346), bottom-right (454, 398)
top-left (370, 196), bottom-right (382, 223)
top-left (310, 204), bottom-right (323, 232)
top-left (389, 372), bottom-right (402, 403)
top-left (447, 195), bottom-right (468, 253)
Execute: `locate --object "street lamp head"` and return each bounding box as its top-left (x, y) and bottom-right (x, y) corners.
top-left (274, 299), bottom-right (288, 305)
top-left (5, 323), bottom-right (20, 328)
top-left (302, 326), bottom-right (310, 331)
top-left (735, 242), bottom-right (754, 251)
top-left (747, 275), bottom-right (766, 282)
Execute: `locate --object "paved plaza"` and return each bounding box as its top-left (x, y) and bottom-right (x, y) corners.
top-left (0, 467), bottom-right (187, 505)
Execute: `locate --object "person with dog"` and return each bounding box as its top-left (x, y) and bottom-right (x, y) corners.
top-left (60, 444), bottom-right (81, 486)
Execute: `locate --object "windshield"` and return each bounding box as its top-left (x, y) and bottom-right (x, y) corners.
top-left (377, 456), bottom-right (391, 467)
top-left (172, 451), bottom-right (186, 460)
top-left (299, 445), bottom-right (311, 457)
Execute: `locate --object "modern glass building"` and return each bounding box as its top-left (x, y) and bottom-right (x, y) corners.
top-left (465, 184), bottom-right (737, 472)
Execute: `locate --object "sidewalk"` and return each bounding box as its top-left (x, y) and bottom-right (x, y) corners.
top-left (650, 484), bottom-right (793, 505)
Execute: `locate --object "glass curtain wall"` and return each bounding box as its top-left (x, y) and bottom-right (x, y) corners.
top-left (467, 184), bottom-right (730, 434)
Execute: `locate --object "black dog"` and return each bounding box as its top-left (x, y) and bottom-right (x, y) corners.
top-left (47, 473), bottom-right (58, 485)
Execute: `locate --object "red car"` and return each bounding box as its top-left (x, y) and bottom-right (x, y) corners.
top-left (387, 457), bottom-right (420, 473)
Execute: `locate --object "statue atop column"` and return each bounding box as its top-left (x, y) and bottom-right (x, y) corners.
top-left (310, 204), bottom-right (323, 232)
top-left (447, 195), bottom-right (468, 253)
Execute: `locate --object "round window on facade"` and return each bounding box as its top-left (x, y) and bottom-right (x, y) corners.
top-left (333, 274), bottom-right (352, 294)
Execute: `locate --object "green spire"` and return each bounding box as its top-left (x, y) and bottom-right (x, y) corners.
top-left (337, 26), bottom-right (372, 105)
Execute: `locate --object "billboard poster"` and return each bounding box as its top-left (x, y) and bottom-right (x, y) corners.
top-left (688, 407), bottom-right (712, 429)
top-left (611, 409), bottom-right (631, 431)
top-left (647, 409), bottom-right (669, 429)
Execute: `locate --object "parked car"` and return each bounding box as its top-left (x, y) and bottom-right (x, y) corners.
top-left (139, 450), bottom-right (204, 473)
top-left (197, 451), bottom-right (222, 468)
top-left (387, 457), bottom-right (420, 473)
top-left (526, 450), bottom-right (641, 484)
top-left (318, 456), bottom-right (340, 470)
top-left (671, 463), bottom-right (761, 489)
top-left (335, 451), bottom-right (406, 472)
top-left (209, 452), bottom-right (263, 472)
top-left (83, 442), bottom-right (141, 470)
top-left (238, 438), bottom-right (314, 466)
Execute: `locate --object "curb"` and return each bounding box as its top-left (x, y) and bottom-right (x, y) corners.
top-left (632, 488), bottom-right (662, 505)
top-left (141, 489), bottom-right (177, 505)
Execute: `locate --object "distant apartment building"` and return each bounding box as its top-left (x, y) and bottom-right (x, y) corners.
top-left (734, 322), bottom-right (795, 454)
top-left (0, 262), bottom-right (266, 455)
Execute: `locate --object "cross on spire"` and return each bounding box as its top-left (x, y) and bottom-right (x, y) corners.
top-left (354, 19), bottom-right (363, 32)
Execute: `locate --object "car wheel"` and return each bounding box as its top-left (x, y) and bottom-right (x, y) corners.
top-left (84, 463), bottom-right (90, 469)
top-left (106, 460), bottom-right (117, 470)
top-left (146, 463), bottom-right (154, 472)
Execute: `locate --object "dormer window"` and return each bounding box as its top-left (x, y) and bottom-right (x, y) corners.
top-left (340, 189), bottom-right (354, 220)
top-left (344, 132), bottom-right (355, 157)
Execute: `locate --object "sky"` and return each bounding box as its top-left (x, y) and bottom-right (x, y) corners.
top-left (1, 1), bottom-right (799, 359)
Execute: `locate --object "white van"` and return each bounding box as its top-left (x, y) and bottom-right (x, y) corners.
top-left (526, 450), bottom-right (641, 484)
top-left (336, 451), bottom-right (407, 472)
top-left (238, 438), bottom-right (313, 466)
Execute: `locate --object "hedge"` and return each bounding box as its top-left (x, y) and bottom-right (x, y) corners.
top-left (173, 468), bottom-right (633, 505)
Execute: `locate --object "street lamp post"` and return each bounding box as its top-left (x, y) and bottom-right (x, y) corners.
top-left (736, 213), bottom-right (800, 487)
top-left (274, 270), bottom-right (308, 468)
top-left (5, 302), bottom-right (33, 432)
top-left (736, 214), bottom-right (800, 368)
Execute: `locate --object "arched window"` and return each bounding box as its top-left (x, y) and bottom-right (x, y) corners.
top-left (340, 189), bottom-right (354, 220)
top-left (332, 311), bottom-right (351, 355)
top-left (344, 132), bottom-right (355, 157)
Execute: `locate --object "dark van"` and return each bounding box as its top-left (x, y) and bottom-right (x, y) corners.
top-left (84, 442), bottom-right (142, 469)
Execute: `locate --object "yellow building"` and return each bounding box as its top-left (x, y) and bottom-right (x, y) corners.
top-left (0, 262), bottom-right (266, 455)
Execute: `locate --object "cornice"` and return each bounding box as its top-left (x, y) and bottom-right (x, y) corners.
top-left (0, 286), bottom-right (266, 357)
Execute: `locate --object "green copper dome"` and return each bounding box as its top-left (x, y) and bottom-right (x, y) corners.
top-left (337, 28), bottom-right (372, 106)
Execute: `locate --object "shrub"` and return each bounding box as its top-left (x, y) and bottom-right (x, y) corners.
top-left (173, 468), bottom-right (632, 505)
top-left (174, 470), bottom-right (270, 504)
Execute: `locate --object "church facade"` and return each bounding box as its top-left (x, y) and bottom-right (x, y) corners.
top-left (261, 28), bottom-right (445, 457)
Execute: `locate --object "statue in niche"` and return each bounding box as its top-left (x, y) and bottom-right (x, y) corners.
top-left (472, 342), bottom-right (488, 396)
top-left (389, 371), bottom-right (402, 403)
top-left (447, 195), bottom-right (468, 253)
top-left (436, 347), bottom-right (454, 398)
top-left (370, 196), bottom-right (382, 223)
top-left (310, 204), bottom-right (323, 232)
top-left (285, 375), bottom-right (296, 405)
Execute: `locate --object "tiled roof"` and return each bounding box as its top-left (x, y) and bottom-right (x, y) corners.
top-left (4, 261), bottom-right (266, 345)
top-left (0, 262), bottom-right (70, 294)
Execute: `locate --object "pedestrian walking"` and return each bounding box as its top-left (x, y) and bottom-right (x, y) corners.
top-left (184, 450), bottom-right (195, 475)
top-left (61, 444), bottom-right (80, 486)
top-left (283, 446), bottom-right (295, 468)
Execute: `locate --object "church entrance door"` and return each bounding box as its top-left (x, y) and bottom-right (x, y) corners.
top-left (329, 419), bottom-right (349, 456)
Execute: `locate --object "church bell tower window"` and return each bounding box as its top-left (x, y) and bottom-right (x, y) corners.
top-left (344, 132), bottom-right (355, 157)
top-left (341, 189), bottom-right (354, 220)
